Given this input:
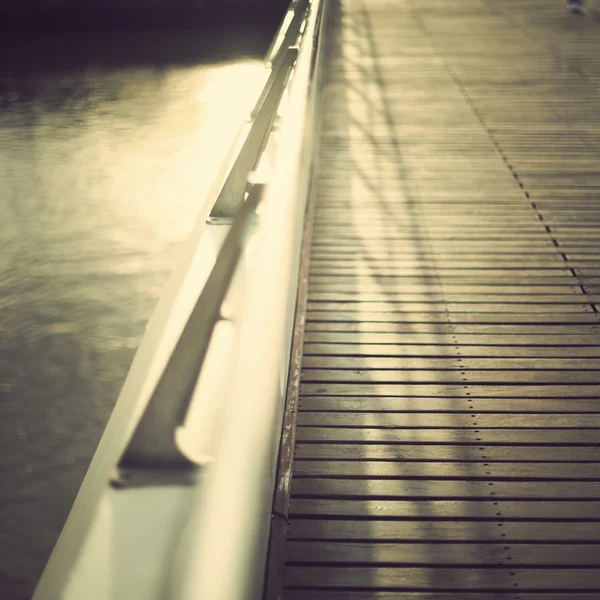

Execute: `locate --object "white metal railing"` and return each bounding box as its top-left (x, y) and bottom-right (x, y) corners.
top-left (31, 0), bottom-right (326, 598)
top-left (115, 47), bottom-right (298, 476)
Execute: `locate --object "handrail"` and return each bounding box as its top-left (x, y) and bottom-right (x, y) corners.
top-left (163, 1), bottom-right (328, 596)
top-left (31, 0), bottom-right (325, 597)
top-left (114, 182), bottom-right (265, 480)
top-left (251, 0), bottom-right (309, 119)
top-left (111, 2), bottom-right (309, 475)
top-left (113, 52), bottom-right (299, 482)
top-left (210, 47), bottom-right (300, 218)
top-left (262, 0), bottom-right (304, 66)
top-left (209, 2), bottom-right (308, 218)
top-left (113, 0), bottom-right (311, 469)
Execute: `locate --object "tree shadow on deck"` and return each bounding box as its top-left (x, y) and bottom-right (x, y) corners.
top-left (297, 0), bottom-right (515, 595)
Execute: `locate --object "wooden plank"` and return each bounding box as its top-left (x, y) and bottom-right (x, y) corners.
top-left (307, 293), bottom-right (587, 303)
top-left (295, 427), bottom-right (600, 444)
top-left (303, 343), bottom-right (600, 358)
top-left (286, 541), bottom-right (600, 565)
top-left (567, 254), bottom-right (600, 261)
top-left (296, 412), bottom-right (600, 428)
top-left (313, 219), bottom-right (544, 227)
top-left (304, 323), bottom-right (600, 335)
top-left (313, 208), bottom-right (535, 219)
top-left (556, 245), bottom-right (600, 253)
top-left (301, 356), bottom-right (600, 370)
top-left (290, 478), bottom-right (600, 499)
top-left (309, 268), bottom-right (575, 278)
top-left (294, 443), bottom-right (600, 461)
top-left (309, 238), bottom-right (560, 248)
top-left (313, 216), bottom-right (545, 225)
top-left (310, 274), bottom-right (584, 286)
top-left (301, 381), bottom-right (600, 394)
top-left (313, 214), bottom-right (544, 222)
top-left (284, 592), bottom-right (600, 600)
top-left (287, 519), bottom-right (600, 542)
top-left (313, 225), bottom-right (556, 234)
top-left (310, 252), bottom-right (571, 262)
top-left (304, 332), bottom-right (600, 345)
top-left (547, 229), bottom-right (600, 236)
top-left (312, 219), bottom-right (549, 230)
top-left (300, 369), bottom-right (600, 385)
top-left (542, 214), bottom-right (600, 220)
top-left (308, 307), bottom-right (600, 324)
top-left (315, 200), bottom-right (540, 207)
top-left (310, 250), bottom-right (561, 260)
top-left (310, 265), bottom-right (575, 274)
top-left (311, 230), bottom-right (555, 239)
top-left (292, 460), bottom-right (600, 480)
top-left (306, 301), bottom-right (594, 313)
top-left (310, 243), bottom-right (558, 252)
top-left (314, 208), bottom-right (537, 216)
top-left (309, 263), bottom-right (577, 275)
top-left (310, 244), bottom-right (563, 252)
top-left (299, 383), bottom-right (600, 397)
top-left (307, 286), bottom-right (585, 297)
top-left (308, 275), bottom-right (579, 285)
top-left (309, 243), bottom-right (558, 253)
top-left (297, 397), bottom-right (600, 413)
top-left (309, 263), bottom-right (570, 274)
top-left (305, 312), bottom-right (599, 324)
top-left (289, 499), bottom-right (600, 519)
top-left (574, 268), bottom-right (600, 275)
top-left (284, 566), bottom-right (600, 589)
top-left (306, 285), bottom-right (584, 295)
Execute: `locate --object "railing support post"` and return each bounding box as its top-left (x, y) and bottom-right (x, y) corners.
top-left (210, 48), bottom-right (298, 219)
top-left (113, 184), bottom-right (266, 485)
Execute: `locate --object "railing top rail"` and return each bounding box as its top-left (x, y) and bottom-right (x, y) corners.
top-left (114, 180), bottom-right (266, 479)
top-left (112, 4), bottom-right (309, 478)
top-left (263, 0), bottom-right (306, 65)
top-left (32, 1), bottom-right (327, 597)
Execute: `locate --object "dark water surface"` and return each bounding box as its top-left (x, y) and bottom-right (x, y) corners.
top-left (0, 22), bottom-right (276, 599)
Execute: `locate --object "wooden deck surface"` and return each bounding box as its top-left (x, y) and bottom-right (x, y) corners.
top-left (273, 0), bottom-right (600, 597)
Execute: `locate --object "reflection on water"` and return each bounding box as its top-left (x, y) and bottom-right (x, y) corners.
top-left (0, 26), bottom-right (270, 600)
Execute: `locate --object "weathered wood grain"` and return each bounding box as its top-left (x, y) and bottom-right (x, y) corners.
top-left (272, 0), bottom-right (600, 596)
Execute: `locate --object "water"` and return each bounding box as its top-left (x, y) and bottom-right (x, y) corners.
top-left (0, 22), bottom-right (275, 600)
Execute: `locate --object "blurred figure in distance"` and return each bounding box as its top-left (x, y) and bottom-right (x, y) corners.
top-left (566, 0), bottom-right (585, 13)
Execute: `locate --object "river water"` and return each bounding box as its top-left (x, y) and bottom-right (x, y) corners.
top-left (0, 22), bottom-right (275, 599)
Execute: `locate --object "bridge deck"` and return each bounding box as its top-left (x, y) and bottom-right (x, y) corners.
top-left (273, 0), bottom-right (600, 597)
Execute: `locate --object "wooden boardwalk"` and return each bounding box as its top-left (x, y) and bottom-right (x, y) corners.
top-left (270, 0), bottom-right (600, 598)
